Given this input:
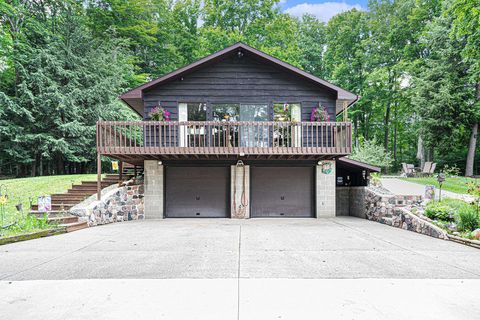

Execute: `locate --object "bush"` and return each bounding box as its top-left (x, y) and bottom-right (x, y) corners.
top-left (456, 206), bottom-right (479, 232)
top-left (350, 139), bottom-right (393, 171)
top-left (424, 201), bottom-right (454, 221)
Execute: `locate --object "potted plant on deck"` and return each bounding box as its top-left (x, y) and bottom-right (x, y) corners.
top-left (149, 106), bottom-right (171, 121)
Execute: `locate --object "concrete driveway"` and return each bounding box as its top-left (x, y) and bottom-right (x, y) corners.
top-left (1, 217), bottom-right (480, 319)
top-left (1, 217), bottom-right (480, 280)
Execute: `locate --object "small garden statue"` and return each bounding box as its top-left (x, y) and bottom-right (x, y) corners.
top-left (149, 106), bottom-right (171, 121)
top-left (310, 103), bottom-right (330, 122)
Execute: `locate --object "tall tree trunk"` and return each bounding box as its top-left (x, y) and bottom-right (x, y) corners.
top-left (416, 135), bottom-right (425, 169)
top-left (31, 152), bottom-right (37, 177)
top-left (39, 154), bottom-right (43, 176)
top-left (466, 84), bottom-right (480, 176)
top-left (466, 122), bottom-right (478, 177)
top-left (393, 102), bottom-right (398, 162)
top-left (384, 102), bottom-right (390, 152)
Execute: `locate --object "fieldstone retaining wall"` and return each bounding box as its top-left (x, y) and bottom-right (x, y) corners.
top-left (365, 187), bottom-right (447, 239)
top-left (71, 182), bottom-right (144, 226)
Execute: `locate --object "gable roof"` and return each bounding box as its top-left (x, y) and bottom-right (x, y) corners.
top-left (121, 42), bottom-right (359, 116)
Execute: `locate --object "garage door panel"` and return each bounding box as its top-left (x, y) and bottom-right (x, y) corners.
top-left (251, 167), bottom-right (313, 217)
top-left (166, 167), bottom-right (228, 218)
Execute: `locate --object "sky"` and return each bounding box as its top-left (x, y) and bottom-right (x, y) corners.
top-left (280, 0), bottom-right (368, 23)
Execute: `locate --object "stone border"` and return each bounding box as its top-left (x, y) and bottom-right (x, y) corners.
top-left (446, 234), bottom-right (480, 249)
top-left (0, 228), bottom-right (65, 246)
top-left (392, 207), bottom-right (448, 239)
top-left (365, 187), bottom-right (448, 240)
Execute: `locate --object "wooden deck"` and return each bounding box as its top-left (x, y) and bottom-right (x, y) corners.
top-left (96, 120), bottom-right (352, 163)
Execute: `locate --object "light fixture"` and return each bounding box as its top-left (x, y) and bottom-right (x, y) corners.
top-left (158, 161), bottom-right (162, 165)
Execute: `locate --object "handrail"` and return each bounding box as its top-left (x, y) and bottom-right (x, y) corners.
top-left (96, 120), bottom-right (352, 155)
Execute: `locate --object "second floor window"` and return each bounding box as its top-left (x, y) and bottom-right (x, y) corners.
top-left (187, 103), bottom-right (207, 121)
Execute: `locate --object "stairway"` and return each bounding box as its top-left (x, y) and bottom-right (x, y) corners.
top-left (30, 173), bottom-right (134, 233)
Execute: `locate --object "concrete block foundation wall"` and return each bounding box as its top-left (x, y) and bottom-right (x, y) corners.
top-left (144, 160), bottom-right (164, 219)
top-left (316, 161), bottom-right (336, 218)
top-left (336, 187), bottom-right (366, 218)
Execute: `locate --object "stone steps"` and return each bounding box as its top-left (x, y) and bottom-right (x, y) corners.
top-left (29, 173), bottom-right (134, 233)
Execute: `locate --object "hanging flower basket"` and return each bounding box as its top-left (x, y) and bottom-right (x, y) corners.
top-left (310, 104), bottom-right (330, 122)
top-left (149, 106), bottom-right (171, 121)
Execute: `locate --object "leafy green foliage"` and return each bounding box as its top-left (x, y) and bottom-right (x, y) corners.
top-left (0, 0), bottom-right (479, 177)
top-left (456, 206), bottom-right (479, 232)
top-left (350, 139), bottom-right (393, 170)
top-left (425, 201), bottom-right (454, 221)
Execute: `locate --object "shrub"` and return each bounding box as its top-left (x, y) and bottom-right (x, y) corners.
top-left (441, 164), bottom-right (461, 177)
top-left (350, 139), bottom-right (393, 170)
top-left (456, 206), bottom-right (479, 232)
top-left (424, 201), bottom-right (454, 221)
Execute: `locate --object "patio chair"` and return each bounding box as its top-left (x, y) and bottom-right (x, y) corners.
top-left (429, 163), bottom-right (436, 175)
top-left (420, 162), bottom-right (432, 176)
top-left (402, 163), bottom-right (415, 177)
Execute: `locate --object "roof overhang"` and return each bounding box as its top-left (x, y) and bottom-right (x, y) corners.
top-left (120, 42), bottom-right (359, 115)
top-left (337, 157), bottom-right (381, 173)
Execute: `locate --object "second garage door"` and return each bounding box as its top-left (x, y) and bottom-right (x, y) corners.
top-left (166, 166), bottom-right (229, 218)
top-left (251, 166), bottom-right (314, 217)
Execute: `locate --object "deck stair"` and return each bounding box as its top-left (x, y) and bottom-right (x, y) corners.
top-left (30, 172), bottom-right (133, 233)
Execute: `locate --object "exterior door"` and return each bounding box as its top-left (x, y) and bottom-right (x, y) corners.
top-left (166, 166), bottom-right (229, 218)
top-left (251, 166), bottom-right (314, 217)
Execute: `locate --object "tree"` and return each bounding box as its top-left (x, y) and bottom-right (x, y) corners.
top-left (412, 12), bottom-right (475, 174)
top-left (324, 9), bottom-right (369, 147)
top-left (449, 0), bottom-right (480, 176)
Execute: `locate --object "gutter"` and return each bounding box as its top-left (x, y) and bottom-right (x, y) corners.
top-left (336, 95), bottom-right (360, 116)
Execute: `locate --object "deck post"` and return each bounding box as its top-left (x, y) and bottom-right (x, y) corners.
top-left (119, 161), bottom-right (123, 181)
top-left (97, 153), bottom-right (101, 200)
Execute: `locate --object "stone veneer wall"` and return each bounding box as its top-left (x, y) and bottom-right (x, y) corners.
top-left (365, 187), bottom-right (447, 239)
top-left (73, 184), bottom-right (144, 226)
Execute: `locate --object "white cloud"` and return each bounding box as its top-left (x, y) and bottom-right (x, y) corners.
top-left (285, 2), bottom-right (363, 22)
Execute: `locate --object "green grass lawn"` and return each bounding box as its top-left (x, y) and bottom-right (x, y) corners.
top-left (399, 176), bottom-right (478, 194)
top-left (0, 174), bottom-right (98, 238)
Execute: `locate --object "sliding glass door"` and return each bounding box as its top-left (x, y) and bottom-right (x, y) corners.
top-left (239, 104), bottom-right (268, 147)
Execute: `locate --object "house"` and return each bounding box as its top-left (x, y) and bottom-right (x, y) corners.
top-left (96, 43), bottom-right (379, 219)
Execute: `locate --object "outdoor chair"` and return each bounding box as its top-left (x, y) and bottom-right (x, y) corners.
top-left (420, 162), bottom-right (432, 176)
top-left (429, 163), bottom-right (436, 175)
top-left (402, 163), bottom-right (415, 177)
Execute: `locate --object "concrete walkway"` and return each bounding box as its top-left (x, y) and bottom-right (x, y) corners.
top-left (1, 218), bottom-right (479, 319)
top-left (381, 178), bottom-right (472, 201)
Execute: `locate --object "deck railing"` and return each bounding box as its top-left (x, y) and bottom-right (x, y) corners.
top-left (97, 121), bottom-right (352, 155)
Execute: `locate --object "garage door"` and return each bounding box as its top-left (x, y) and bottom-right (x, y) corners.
top-left (166, 166), bottom-right (229, 218)
top-left (251, 166), bottom-right (314, 217)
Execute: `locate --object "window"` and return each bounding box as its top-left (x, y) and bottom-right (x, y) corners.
top-left (273, 103), bottom-right (301, 122)
top-left (187, 103), bottom-right (207, 121)
top-left (212, 104), bottom-right (239, 122)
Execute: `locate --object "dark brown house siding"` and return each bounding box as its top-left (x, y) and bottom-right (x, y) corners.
top-left (142, 53), bottom-right (337, 120)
